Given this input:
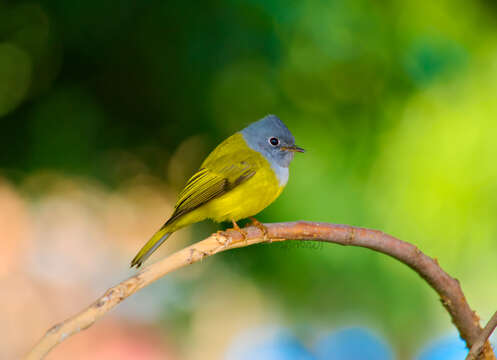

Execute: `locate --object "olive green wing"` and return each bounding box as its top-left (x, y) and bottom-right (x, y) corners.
top-left (164, 157), bottom-right (255, 226)
top-left (131, 164), bottom-right (252, 268)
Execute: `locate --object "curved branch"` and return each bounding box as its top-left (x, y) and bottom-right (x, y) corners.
top-left (25, 222), bottom-right (495, 359)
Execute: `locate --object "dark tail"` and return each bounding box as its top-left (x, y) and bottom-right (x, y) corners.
top-left (130, 229), bottom-right (171, 268)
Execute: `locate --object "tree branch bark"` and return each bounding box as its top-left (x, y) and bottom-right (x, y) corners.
top-left (25, 222), bottom-right (496, 359)
top-left (467, 311), bottom-right (497, 360)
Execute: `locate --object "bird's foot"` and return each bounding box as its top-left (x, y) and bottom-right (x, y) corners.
top-left (215, 230), bottom-right (232, 248)
top-left (249, 217), bottom-right (270, 242)
top-left (231, 220), bottom-right (248, 245)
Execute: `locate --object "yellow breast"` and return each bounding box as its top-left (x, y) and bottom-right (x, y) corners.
top-left (204, 163), bottom-right (283, 223)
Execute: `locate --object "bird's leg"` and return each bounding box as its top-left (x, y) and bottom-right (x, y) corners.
top-left (231, 219), bottom-right (248, 244)
top-left (249, 216), bottom-right (270, 242)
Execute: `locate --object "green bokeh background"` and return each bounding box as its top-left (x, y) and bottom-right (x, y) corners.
top-left (2, 0), bottom-right (497, 357)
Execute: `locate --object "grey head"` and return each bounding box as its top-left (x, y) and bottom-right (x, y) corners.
top-left (240, 115), bottom-right (304, 185)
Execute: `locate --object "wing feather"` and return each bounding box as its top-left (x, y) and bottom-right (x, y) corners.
top-left (163, 157), bottom-right (255, 226)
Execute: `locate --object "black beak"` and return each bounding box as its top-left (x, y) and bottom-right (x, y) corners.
top-left (282, 145), bottom-right (305, 153)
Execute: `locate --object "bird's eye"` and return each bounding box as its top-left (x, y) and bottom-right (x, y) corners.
top-left (269, 137), bottom-right (279, 146)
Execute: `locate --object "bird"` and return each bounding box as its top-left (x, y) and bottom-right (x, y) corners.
top-left (130, 115), bottom-right (304, 268)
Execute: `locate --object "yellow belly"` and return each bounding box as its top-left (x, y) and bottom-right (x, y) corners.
top-left (168, 164), bottom-right (283, 230)
top-left (203, 165), bottom-right (283, 222)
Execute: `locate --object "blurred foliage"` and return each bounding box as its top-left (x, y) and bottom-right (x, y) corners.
top-left (1, 0), bottom-right (497, 358)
